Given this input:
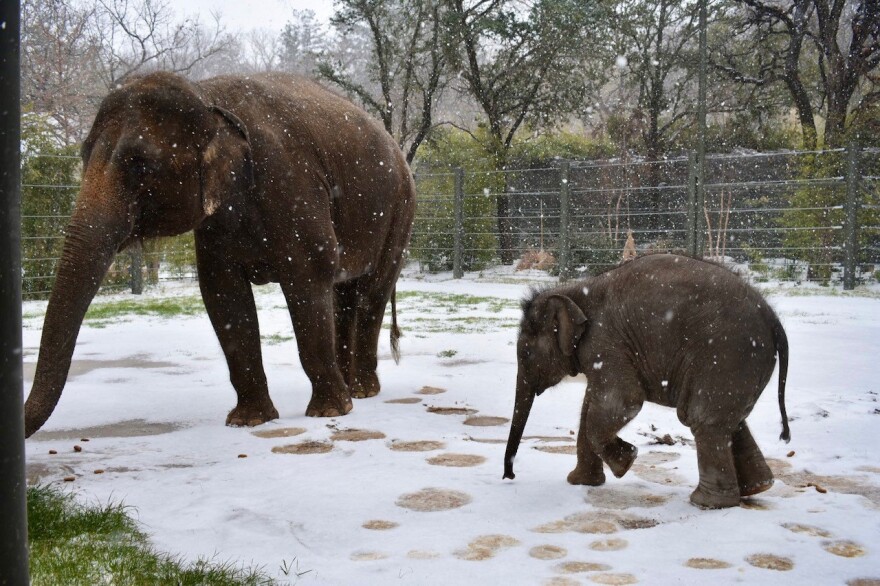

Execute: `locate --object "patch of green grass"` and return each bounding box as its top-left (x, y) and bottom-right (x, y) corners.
top-left (28, 485), bottom-right (277, 585)
top-left (84, 296), bottom-right (205, 324)
top-left (262, 333), bottom-right (294, 345)
top-left (437, 349), bottom-right (458, 358)
top-left (395, 291), bottom-right (517, 314)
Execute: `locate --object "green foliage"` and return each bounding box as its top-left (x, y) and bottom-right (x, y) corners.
top-left (28, 485), bottom-right (275, 585)
top-left (777, 150), bottom-right (880, 284)
top-left (566, 230), bottom-right (622, 276)
top-left (20, 114), bottom-right (81, 299)
top-left (412, 128), bottom-right (499, 272)
top-left (508, 132), bottom-right (615, 166)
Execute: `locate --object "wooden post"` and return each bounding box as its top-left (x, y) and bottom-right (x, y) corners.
top-left (843, 143), bottom-right (861, 290)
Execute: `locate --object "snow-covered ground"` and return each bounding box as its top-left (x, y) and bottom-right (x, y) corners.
top-left (23, 267), bottom-right (880, 585)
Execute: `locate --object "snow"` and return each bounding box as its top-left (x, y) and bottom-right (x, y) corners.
top-left (22, 267), bottom-right (880, 585)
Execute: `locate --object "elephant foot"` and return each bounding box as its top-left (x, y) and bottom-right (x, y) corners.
top-left (226, 402), bottom-right (279, 427)
top-left (567, 467), bottom-right (606, 486)
top-left (350, 372), bottom-right (380, 399)
top-left (306, 390), bottom-right (353, 418)
top-left (740, 478), bottom-right (774, 497)
top-left (600, 438), bottom-right (638, 479)
top-left (689, 484), bottom-right (741, 509)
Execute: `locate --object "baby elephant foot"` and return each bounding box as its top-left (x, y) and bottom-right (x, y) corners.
top-left (226, 402), bottom-right (279, 427)
top-left (306, 390), bottom-right (353, 417)
top-left (601, 438), bottom-right (638, 478)
top-left (567, 466), bottom-right (606, 486)
top-left (689, 484), bottom-right (741, 509)
top-left (740, 478), bottom-right (774, 497)
top-left (350, 373), bottom-right (380, 399)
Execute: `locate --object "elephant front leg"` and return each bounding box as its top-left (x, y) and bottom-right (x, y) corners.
top-left (690, 427), bottom-right (741, 509)
top-left (732, 422), bottom-right (774, 497)
top-left (196, 247), bottom-right (278, 427)
top-left (568, 397), bottom-right (606, 486)
top-left (284, 281), bottom-right (353, 417)
top-left (580, 381), bottom-right (642, 480)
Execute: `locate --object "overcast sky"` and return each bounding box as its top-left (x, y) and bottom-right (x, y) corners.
top-left (177, 0), bottom-right (333, 33)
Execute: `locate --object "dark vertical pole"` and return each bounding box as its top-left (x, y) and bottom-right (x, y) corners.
top-left (558, 161), bottom-right (571, 281)
top-left (452, 167), bottom-right (464, 279)
top-left (695, 0), bottom-right (708, 258)
top-left (0, 1), bottom-right (31, 584)
top-left (843, 142), bottom-right (861, 290)
top-left (686, 151), bottom-right (698, 257)
top-left (129, 241), bottom-right (144, 294)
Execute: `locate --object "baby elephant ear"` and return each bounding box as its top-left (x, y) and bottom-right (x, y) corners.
top-left (548, 295), bottom-right (587, 357)
top-left (201, 106), bottom-right (254, 216)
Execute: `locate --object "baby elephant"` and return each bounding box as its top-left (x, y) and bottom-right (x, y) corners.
top-left (503, 254), bottom-right (790, 509)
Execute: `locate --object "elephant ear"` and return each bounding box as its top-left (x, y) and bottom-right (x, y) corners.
top-left (201, 106), bottom-right (255, 216)
top-left (547, 295), bottom-right (587, 357)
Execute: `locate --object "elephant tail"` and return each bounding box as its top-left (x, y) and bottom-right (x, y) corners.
top-left (390, 287), bottom-right (402, 364)
top-left (773, 316), bottom-right (791, 443)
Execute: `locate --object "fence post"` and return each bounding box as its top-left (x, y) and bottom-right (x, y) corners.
top-left (843, 142), bottom-right (861, 290)
top-left (686, 151), bottom-right (698, 257)
top-left (558, 161), bottom-right (572, 281)
top-left (453, 167), bottom-right (464, 279)
top-left (0, 0), bottom-right (31, 582)
top-left (129, 241), bottom-right (144, 294)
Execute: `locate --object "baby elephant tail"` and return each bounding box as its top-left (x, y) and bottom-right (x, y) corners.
top-left (773, 317), bottom-right (791, 443)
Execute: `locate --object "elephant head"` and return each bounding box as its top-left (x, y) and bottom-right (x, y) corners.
top-left (24, 71), bottom-right (253, 437)
top-left (503, 291), bottom-right (587, 479)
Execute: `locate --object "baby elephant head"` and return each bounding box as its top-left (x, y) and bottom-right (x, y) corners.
top-left (504, 292), bottom-right (587, 480)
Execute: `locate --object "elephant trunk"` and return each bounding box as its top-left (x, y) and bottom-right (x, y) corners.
top-left (24, 195), bottom-right (130, 437)
top-left (503, 376), bottom-right (537, 480)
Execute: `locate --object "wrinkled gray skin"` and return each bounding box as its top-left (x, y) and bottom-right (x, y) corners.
top-left (24, 71), bottom-right (415, 437)
top-left (503, 254), bottom-right (790, 509)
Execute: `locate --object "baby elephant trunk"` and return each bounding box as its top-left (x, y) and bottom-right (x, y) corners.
top-left (503, 379), bottom-right (536, 480)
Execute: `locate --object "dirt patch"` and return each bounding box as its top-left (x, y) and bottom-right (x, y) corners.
top-left (586, 486), bottom-right (670, 510)
top-left (251, 427), bottom-right (306, 439)
top-left (589, 538), bottom-right (628, 552)
top-left (467, 438), bottom-right (507, 444)
top-left (534, 512), bottom-right (618, 535)
top-left (685, 558), bottom-right (732, 570)
top-left (530, 545), bottom-right (568, 560)
top-left (396, 488), bottom-right (472, 512)
top-left (745, 553), bottom-right (794, 571)
top-left (637, 451), bottom-right (681, 466)
top-left (350, 551), bottom-right (389, 561)
top-left (616, 517), bottom-right (660, 530)
top-left (427, 453), bottom-right (487, 467)
top-left (385, 398), bottom-right (423, 404)
top-left (417, 386), bottom-right (447, 395)
top-left (535, 445), bottom-right (577, 455)
top-left (271, 441), bottom-right (332, 455)
top-left (463, 416), bottom-right (509, 427)
top-left (407, 550), bottom-right (441, 560)
top-left (331, 429), bottom-right (386, 441)
top-left (362, 520), bottom-right (398, 531)
top-left (427, 406), bottom-right (478, 416)
top-left (822, 540), bottom-right (866, 558)
top-left (544, 578), bottom-right (579, 586)
top-left (32, 419), bottom-right (183, 440)
top-left (632, 462), bottom-right (687, 486)
top-left (389, 440), bottom-right (446, 452)
top-left (555, 561), bottom-right (613, 574)
top-left (857, 466), bottom-right (880, 474)
top-left (24, 356), bottom-right (179, 382)
top-left (589, 574), bottom-right (638, 585)
top-left (525, 436), bottom-right (575, 443)
top-left (768, 459), bottom-right (880, 508)
top-left (740, 499), bottom-right (774, 511)
top-left (848, 579), bottom-right (880, 586)
top-left (781, 522), bottom-right (833, 538)
top-left (454, 534), bottom-right (520, 562)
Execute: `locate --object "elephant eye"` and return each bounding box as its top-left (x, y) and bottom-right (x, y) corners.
top-left (126, 156), bottom-right (159, 183)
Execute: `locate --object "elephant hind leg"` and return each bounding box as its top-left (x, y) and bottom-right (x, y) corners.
top-left (334, 281), bottom-right (358, 388)
top-left (732, 421), bottom-right (774, 497)
top-left (690, 427), bottom-right (741, 509)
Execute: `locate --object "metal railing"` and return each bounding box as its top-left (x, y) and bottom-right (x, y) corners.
top-left (19, 146), bottom-right (880, 300)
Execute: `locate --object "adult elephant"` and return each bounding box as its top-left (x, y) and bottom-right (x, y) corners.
top-left (24, 71), bottom-right (416, 437)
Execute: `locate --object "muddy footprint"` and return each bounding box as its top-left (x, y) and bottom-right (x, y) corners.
top-left (396, 488), bottom-right (471, 512)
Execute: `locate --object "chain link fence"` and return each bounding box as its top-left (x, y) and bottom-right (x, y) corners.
top-left (20, 148), bottom-right (880, 300)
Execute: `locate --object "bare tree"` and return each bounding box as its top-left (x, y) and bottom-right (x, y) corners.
top-left (21, 0), bottom-right (102, 144)
top-left (725, 0), bottom-right (880, 148)
top-left (87, 0), bottom-right (235, 88)
top-left (279, 9), bottom-right (328, 75)
top-left (318, 0), bottom-right (449, 163)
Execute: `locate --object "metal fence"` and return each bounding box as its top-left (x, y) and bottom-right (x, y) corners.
top-left (19, 147), bottom-right (880, 300)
